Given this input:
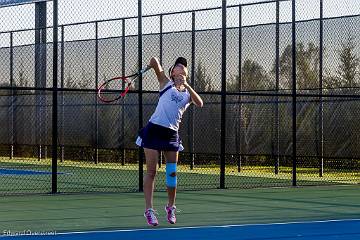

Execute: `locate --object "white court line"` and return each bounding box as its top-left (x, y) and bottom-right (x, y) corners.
top-left (56, 218), bottom-right (360, 236)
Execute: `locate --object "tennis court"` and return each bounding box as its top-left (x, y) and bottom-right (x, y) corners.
top-left (0, 185), bottom-right (359, 239)
top-left (1, 0), bottom-right (360, 239)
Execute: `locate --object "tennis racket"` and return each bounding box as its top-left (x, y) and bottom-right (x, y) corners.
top-left (97, 66), bottom-right (151, 103)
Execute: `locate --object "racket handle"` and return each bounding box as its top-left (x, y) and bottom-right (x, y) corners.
top-left (140, 65), bottom-right (151, 74)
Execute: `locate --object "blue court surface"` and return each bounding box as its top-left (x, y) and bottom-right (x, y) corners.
top-left (2, 219), bottom-right (359, 240)
top-left (0, 169), bottom-right (67, 175)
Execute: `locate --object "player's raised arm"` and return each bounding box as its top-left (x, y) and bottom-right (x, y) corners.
top-left (149, 57), bottom-right (169, 89)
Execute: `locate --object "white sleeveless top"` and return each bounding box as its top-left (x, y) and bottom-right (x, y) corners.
top-left (149, 81), bottom-right (191, 131)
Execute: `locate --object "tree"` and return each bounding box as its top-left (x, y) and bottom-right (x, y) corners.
top-left (78, 68), bottom-right (93, 89)
top-left (15, 62), bottom-right (30, 92)
top-left (194, 62), bottom-right (214, 92)
top-left (324, 70), bottom-right (342, 89)
top-left (65, 70), bottom-right (77, 88)
top-left (226, 59), bottom-right (273, 156)
top-left (272, 42), bottom-right (321, 157)
top-left (336, 35), bottom-right (359, 88)
top-left (328, 35), bottom-right (360, 157)
top-left (18, 68), bottom-right (29, 88)
top-left (243, 59), bottom-right (271, 90)
top-left (228, 59), bottom-right (270, 91)
top-left (275, 42), bottom-right (320, 90)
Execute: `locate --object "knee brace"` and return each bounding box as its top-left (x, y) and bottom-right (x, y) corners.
top-left (166, 163), bottom-right (177, 188)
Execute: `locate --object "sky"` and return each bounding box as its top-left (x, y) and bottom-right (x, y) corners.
top-left (0, 0), bottom-right (360, 42)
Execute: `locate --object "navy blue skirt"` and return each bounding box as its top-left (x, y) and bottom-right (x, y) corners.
top-left (136, 122), bottom-right (184, 151)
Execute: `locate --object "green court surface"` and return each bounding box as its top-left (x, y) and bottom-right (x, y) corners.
top-left (0, 185), bottom-right (359, 233)
top-left (1, 158), bottom-right (358, 194)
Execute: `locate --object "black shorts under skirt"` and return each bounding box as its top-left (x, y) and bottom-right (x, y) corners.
top-left (135, 122), bottom-right (184, 151)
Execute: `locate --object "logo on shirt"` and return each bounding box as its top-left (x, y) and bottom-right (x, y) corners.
top-left (170, 92), bottom-right (184, 104)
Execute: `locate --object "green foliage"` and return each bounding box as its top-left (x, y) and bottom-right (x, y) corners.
top-left (226, 59), bottom-right (273, 155)
top-left (227, 59), bottom-right (270, 92)
top-left (65, 69), bottom-right (77, 88)
top-left (275, 42), bottom-right (320, 90)
top-left (336, 36), bottom-right (360, 88)
top-left (78, 68), bottom-right (93, 89)
top-left (242, 59), bottom-right (271, 90)
top-left (194, 62), bottom-right (214, 91)
top-left (18, 68), bottom-right (29, 87)
top-left (14, 63), bottom-right (30, 93)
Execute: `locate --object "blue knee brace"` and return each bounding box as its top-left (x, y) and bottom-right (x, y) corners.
top-left (166, 163), bottom-right (177, 188)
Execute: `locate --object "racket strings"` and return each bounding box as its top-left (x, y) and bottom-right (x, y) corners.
top-left (97, 67), bottom-right (150, 102)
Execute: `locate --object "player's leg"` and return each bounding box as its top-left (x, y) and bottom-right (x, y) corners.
top-left (143, 148), bottom-right (160, 226)
top-left (163, 150), bottom-right (178, 224)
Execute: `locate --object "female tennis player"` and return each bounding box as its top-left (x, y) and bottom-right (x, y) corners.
top-left (136, 56), bottom-right (203, 226)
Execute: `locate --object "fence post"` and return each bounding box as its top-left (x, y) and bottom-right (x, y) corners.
top-left (220, 0), bottom-right (227, 189)
top-left (94, 21), bottom-right (99, 164)
top-left (291, 0), bottom-right (297, 187)
top-left (60, 25), bottom-right (65, 162)
top-left (52, 0), bottom-right (59, 194)
top-left (10, 32), bottom-right (14, 160)
top-left (138, 0), bottom-right (144, 192)
top-left (236, 5), bottom-right (242, 173)
top-left (319, 0), bottom-right (324, 177)
top-left (121, 18), bottom-right (126, 166)
top-left (35, 1), bottom-right (47, 162)
top-left (189, 11), bottom-right (196, 170)
top-left (274, 0), bottom-right (280, 174)
top-left (158, 14), bottom-right (163, 168)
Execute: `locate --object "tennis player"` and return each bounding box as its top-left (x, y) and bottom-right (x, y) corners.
top-left (136, 56), bottom-right (203, 226)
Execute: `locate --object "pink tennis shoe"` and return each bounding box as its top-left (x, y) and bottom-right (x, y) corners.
top-left (165, 205), bottom-right (177, 224)
top-left (144, 208), bottom-right (158, 226)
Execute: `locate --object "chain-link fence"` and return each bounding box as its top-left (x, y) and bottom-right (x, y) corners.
top-left (0, 0), bottom-right (359, 195)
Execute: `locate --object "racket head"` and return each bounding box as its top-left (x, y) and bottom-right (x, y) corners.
top-left (97, 76), bottom-right (131, 103)
top-left (97, 66), bottom-right (151, 103)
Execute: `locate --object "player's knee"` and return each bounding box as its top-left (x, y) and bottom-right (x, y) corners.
top-left (166, 163), bottom-right (177, 188)
top-left (146, 169), bottom-right (157, 179)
